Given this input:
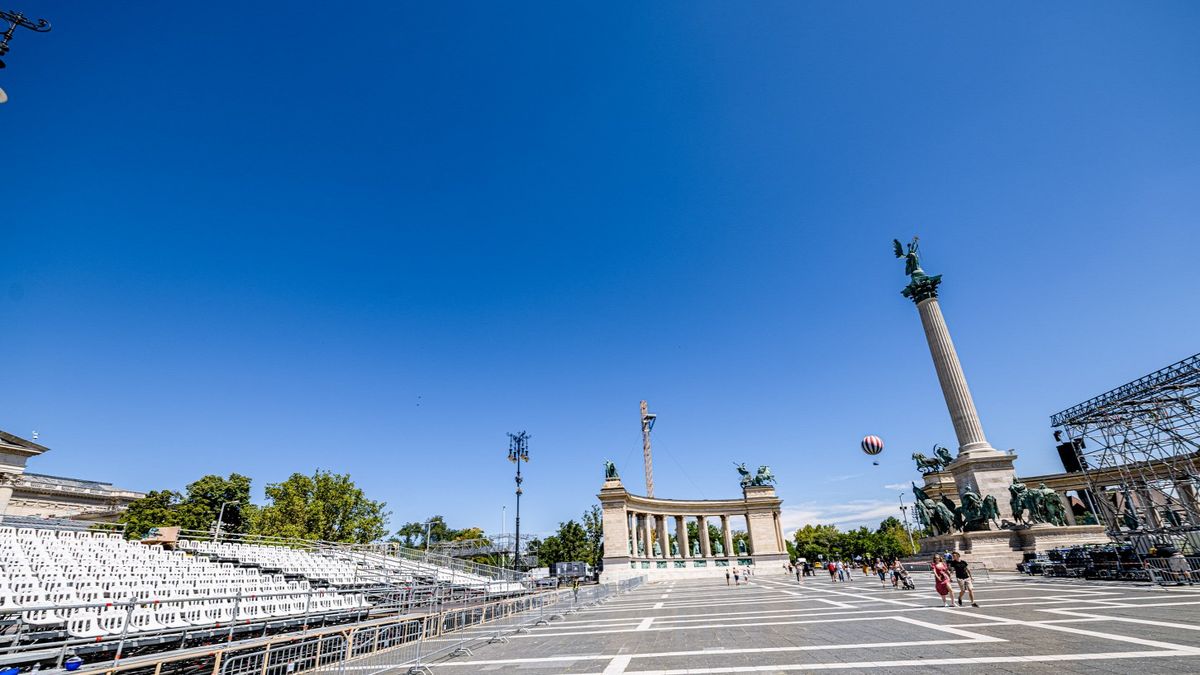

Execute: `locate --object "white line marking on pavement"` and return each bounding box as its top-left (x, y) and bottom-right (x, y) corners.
top-left (607, 650), bottom-right (1200, 674)
top-left (1039, 608), bottom-right (1200, 633)
top-left (652, 602), bottom-right (663, 609)
top-left (635, 617), bottom-right (654, 631)
top-left (431, 637), bottom-right (984, 667)
top-left (602, 655), bottom-right (632, 674)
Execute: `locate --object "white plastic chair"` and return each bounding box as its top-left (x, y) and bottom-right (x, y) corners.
top-left (66, 609), bottom-right (106, 638)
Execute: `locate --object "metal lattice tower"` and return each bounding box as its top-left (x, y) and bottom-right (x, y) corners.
top-left (1051, 352), bottom-right (1200, 551)
top-left (640, 400), bottom-right (656, 497)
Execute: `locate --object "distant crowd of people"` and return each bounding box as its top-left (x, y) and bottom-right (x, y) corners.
top-left (724, 567), bottom-right (755, 585)
top-left (756, 552), bottom-right (981, 607)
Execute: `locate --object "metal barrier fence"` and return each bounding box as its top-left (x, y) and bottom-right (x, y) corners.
top-left (76, 577), bottom-right (644, 675)
top-left (1144, 556), bottom-right (1200, 585)
top-left (336, 576), bottom-right (644, 675)
top-left (0, 579), bottom-right (520, 668)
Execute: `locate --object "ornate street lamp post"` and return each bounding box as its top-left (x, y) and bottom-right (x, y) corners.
top-left (898, 493), bottom-right (916, 553)
top-left (0, 9), bottom-right (52, 103)
top-left (507, 431), bottom-right (529, 571)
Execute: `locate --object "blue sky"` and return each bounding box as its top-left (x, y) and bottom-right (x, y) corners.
top-left (2, 2), bottom-right (1198, 538)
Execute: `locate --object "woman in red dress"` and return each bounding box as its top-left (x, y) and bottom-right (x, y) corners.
top-left (931, 554), bottom-right (953, 607)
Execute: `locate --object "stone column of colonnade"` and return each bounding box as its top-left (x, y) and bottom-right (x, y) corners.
top-left (662, 511), bottom-right (672, 554)
top-left (697, 516), bottom-right (712, 557)
top-left (721, 515), bottom-right (734, 556)
top-left (774, 512), bottom-right (785, 552)
top-left (642, 514), bottom-right (653, 559)
top-left (675, 516), bottom-right (689, 558)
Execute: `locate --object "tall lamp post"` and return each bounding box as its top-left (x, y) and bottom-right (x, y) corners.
top-left (507, 431), bottom-right (529, 571)
top-left (898, 493), bottom-right (916, 554)
top-left (213, 501), bottom-right (237, 542)
top-left (0, 9), bottom-right (52, 104)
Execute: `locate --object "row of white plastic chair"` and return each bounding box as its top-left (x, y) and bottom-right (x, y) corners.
top-left (50, 591), bottom-right (368, 638)
top-left (0, 528), bottom-right (123, 541)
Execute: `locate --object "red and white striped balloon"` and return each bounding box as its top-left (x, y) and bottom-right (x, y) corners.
top-left (861, 435), bottom-right (884, 456)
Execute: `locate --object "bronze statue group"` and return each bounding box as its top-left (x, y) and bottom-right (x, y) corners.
top-left (912, 477), bottom-right (1068, 538)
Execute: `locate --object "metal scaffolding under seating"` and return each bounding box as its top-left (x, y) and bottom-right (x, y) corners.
top-left (1052, 352), bottom-right (1200, 551)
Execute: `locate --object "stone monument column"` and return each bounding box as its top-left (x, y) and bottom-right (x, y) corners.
top-left (914, 296), bottom-right (992, 456)
top-left (697, 516), bottom-right (711, 557)
top-left (897, 237), bottom-right (1018, 522)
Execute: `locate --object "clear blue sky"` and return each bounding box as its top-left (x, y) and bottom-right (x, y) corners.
top-left (3, 2), bottom-right (1198, 538)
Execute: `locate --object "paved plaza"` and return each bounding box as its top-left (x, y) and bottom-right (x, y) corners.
top-left (429, 573), bottom-right (1200, 674)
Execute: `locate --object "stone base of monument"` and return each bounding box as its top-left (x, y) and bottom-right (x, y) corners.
top-left (918, 524), bottom-right (1110, 572)
top-left (601, 554), bottom-right (792, 583)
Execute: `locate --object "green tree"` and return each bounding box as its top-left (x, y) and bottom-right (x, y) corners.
top-left (391, 521), bottom-right (426, 548)
top-left (582, 505), bottom-right (604, 566)
top-left (120, 490), bottom-right (184, 539)
top-left (119, 473), bottom-right (255, 539)
top-left (535, 519), bottom-right (589, 566)
top-left (179, 473), bottom-right (254, 535)
top-left (791, 523), bottom-right (843, 562)
top-left (254, 470), bottom-right (389, 543)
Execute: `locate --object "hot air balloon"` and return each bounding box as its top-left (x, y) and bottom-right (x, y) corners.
top-left (861, 435), bottom-right (883, 465)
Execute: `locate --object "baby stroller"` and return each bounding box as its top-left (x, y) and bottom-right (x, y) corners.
top-left (897, 567), bottom-right (916, 590)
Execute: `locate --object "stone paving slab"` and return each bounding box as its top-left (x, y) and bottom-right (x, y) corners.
top-left (420, 573), bottom-right (1200, 674)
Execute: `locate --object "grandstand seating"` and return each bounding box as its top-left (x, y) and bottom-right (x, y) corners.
top-left (179, 539), bottom-right (526, 595)
top-left (0, 527), bottom-right (368, 640)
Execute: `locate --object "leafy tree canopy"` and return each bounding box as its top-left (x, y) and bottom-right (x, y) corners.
top-left (790, 518), bottom-right (917, 562)
top-left (119, 474), bottom-right (254, 539)
top-left (253, 470), bottom-right (389, 544)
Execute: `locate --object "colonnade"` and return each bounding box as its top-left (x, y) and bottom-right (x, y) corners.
top-left (598, 477), bottom-right (788, 579)
top-left (625, 511), bottom-right (747, 559)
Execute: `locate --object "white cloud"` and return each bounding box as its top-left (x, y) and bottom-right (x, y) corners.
top-left (827, 474), bottom-right (863, 482)
top-left (779, 500), bottom-right (904, 538)
top-left (882, 483), bottom-right (910, 491)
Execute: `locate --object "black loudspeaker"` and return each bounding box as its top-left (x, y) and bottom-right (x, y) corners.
top-left (1056, 439), bottom-right (1086, 473)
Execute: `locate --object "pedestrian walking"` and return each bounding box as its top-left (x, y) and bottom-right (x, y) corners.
top-left (734, 570), bottom-right (741, 585)
top-left (726, 570), bottom-right (731, 586)
top-left (828, 562), bottom-right (837, 582)
top-left (1166, 551), bottom-right (1195, 585)
top-left (844, 561), bottom-right (852, 582)
top-left (949, 552), bottom-right (979, 607)
top-left (795, 565), bottom-right (802, 583)
top-left (932, 555), bottom-right (953, 607)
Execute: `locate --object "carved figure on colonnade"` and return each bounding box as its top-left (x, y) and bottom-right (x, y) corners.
top-left (603, 460), bottom-right (618, 480)
top-left (752, 465), bottom-right (776, 486)
top-left (735, 463), bottom-right (753, 488)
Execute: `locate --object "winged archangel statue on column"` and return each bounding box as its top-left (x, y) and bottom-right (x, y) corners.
top-left (893, 237), bottom-right (925, 279)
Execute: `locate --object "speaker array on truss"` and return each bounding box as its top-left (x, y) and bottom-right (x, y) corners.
top-left (1051, 352), bottom-right (1200, 552)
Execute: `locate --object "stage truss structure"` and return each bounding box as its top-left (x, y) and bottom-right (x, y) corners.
top-left (1051, 352), bottom-right (1200, 552)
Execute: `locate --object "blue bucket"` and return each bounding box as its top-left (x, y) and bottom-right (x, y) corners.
top-left (65, 657), bottom-right (84, 672)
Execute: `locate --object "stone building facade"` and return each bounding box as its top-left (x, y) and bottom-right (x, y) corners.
top-left (0, 429), bottom-right (145, 523)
